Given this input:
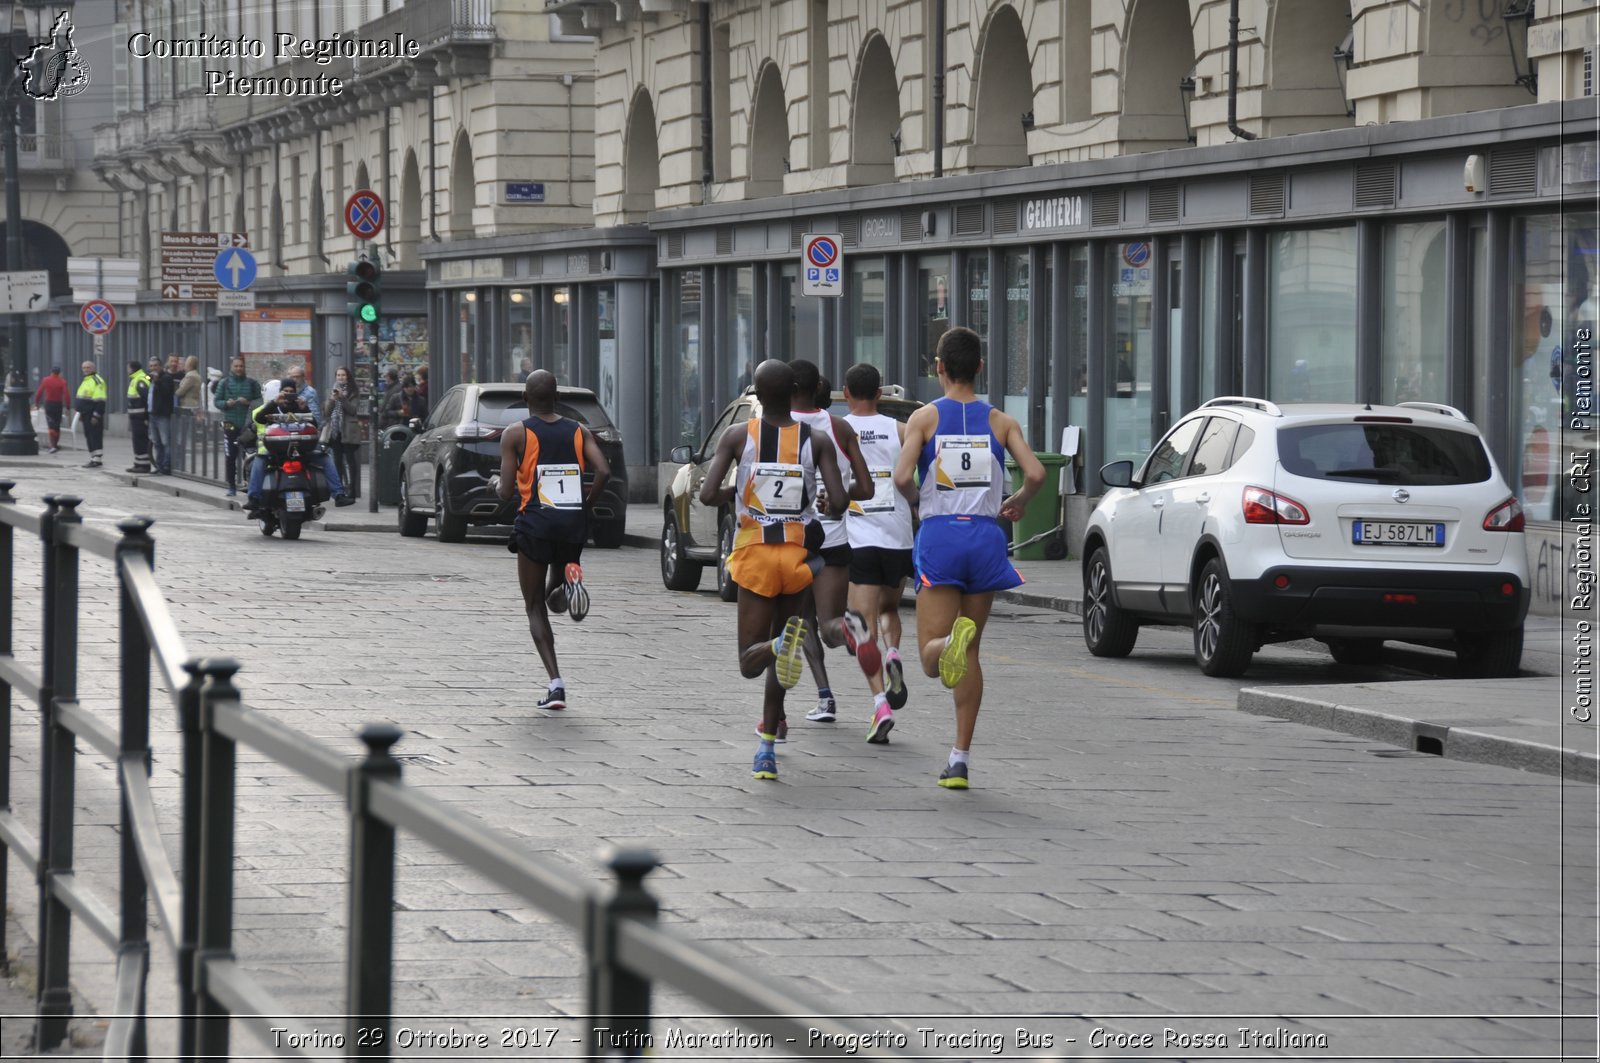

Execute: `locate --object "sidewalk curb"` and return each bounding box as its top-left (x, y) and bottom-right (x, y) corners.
top-left (106, 470), bottom-right (394, 533)
top-left (999, 587), bottom-right (1081, 615)
top-left (1237, 685), bottom-right (1598, 783)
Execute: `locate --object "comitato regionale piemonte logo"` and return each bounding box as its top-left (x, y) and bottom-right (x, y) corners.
top-left (18, 11), bottom-right (90, 102)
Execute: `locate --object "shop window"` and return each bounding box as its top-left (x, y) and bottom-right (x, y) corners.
top-left (1381, 220), bottom-right (1447, 404)
top-left (455, 290), bottom-right (480, 386)
top-left (1054, 245), bottom-right (1089, 444)
top-left (966, 253), bottom-right (991, 349)
top-left (1512, 212), bottom-right (1598, 522)
top-left (915, 254), bottom-right (953, 403)
top-left (1267, 227), bottom-right (1357, 403)
top-left (551, 286), bottom-right (574, 383)
top-left (508, 288), bottom-right (534, 380)
top-left (850, 258), bottom-right (887, 373)
top-left (673, 270), bottom-right (705, 450)
top-left (596, 284), bottom-right (618, 423)
top-left (1003, 249), bottom-right (1029, 438)
top-left (1199, 235), bottom-right (1220, 402)
top-left (1104, 241), bottom-right (1155, 464)
top-left (729, 266), bottom-right (756, 401)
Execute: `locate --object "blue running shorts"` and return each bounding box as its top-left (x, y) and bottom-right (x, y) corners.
top-left (913, 516), bottom-right (1024, 594)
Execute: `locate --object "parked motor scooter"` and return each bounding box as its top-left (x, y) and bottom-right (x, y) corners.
top-left (250, 413), bottom-right (329, 540)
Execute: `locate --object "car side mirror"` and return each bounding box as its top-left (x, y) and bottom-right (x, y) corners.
top-left (407, 418), bottom-right (422, 431)
top-left (1099, 460), bottom-right (1135, 489)
top-left (670, 445), bottom-right (692, 464)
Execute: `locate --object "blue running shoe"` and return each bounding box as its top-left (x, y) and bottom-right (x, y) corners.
top-left (752, 749), bottom-right (778, 780)
top-left (938, 761), bottom-right (969, 789)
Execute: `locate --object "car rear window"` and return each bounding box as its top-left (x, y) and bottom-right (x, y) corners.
top-left (475, 392), bottom-right (613, 429)
top-left (1277, 422), bottom-right (1492, 485)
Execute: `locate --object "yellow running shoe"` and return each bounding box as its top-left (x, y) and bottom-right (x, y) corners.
top-left (938, 617), bottom-right (977, 689)
top-left (772, 615), bottom-right (807, 689)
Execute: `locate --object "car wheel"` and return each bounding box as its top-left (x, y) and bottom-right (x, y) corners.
top-left (435, 477), bottom-right (467, 543)
top-left (716, 513), bottom-right (738, 602)
top-left (1193, 557), bottom-right (1256, 677)
top-left (1326, 638), bottom-right (1384, 667)
top-left (1455, 626), bottom-right (1523, 678)
top-left (660, 507), bottom-right (703, 591)
top-left (1082, 547), bottom-right (1139, 658)
top-left (397, 487), bottom-right (428, 538)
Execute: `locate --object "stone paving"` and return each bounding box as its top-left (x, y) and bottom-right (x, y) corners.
top-left (0, 460), bottom-right (1595, 1060)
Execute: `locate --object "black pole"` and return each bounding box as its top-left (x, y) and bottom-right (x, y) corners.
top-left (699, 1), bottom-right (712, 201)
top-left (0, 481), bottom-right (13, 976)
top-left (0, 51), bottom-right (37, 455)
top-left (115, 518), bottom-right (155, 1060)
top-left (934, 0), bottom-right (946, 179)
top-left (1227, 0), bottom-right (1257, 141)
top-left (345, 723), bottom-right (402, 1056)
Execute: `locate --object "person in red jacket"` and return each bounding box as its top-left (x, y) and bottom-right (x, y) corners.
top-left (31, 366), bottom-right (70, 453)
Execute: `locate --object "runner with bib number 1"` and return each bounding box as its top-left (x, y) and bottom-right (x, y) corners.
top-left (494, 370), bottom-right (611, 712)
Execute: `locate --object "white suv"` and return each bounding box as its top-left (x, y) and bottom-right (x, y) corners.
top-left (1081, 397), bottom-right (1529, 678)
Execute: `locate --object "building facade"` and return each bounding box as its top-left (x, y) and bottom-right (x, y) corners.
top-left (549, 0), bottom-right (1596, 616)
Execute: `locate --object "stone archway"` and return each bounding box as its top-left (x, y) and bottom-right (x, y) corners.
top-left (1265, 0), bottom-right (1355, 133)
top-left (970, 5), bottom-right (1034, 171)
top-left (623, 88), bottom-right (660, 218)
top-left (449, 131), bottom-right (475, 239)
top-left (0, 219), bottom-right (70, 295)
top-left (1121, 0), bottom-right (1194, 151)
top-left (398, 150), bottom-right (422, 268)
top-left (747, 62), bottom-right (788, 196)
top-left (850, 33), bottom-right (898, 185)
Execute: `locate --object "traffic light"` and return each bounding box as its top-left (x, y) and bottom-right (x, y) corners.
top-left (346, 256), bottom-right (381, 323)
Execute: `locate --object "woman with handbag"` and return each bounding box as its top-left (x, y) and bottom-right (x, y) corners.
top-left (326, 365), bottom-right (363, 500)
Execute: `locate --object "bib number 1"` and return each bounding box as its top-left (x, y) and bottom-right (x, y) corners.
top-left (537, 463), bottom-right (582, 510)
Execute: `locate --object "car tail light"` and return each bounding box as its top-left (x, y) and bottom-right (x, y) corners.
top-left (1242, 486), bottom-right (1310, 525)
top-left (453, 421), bottom-right (503, 441)
top-left (282, 460), bottom-right (304, 474)
top-left (1483, 496), bottom-right (1524, 532)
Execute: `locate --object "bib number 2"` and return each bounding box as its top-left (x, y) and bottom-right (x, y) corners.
top-left (749, 462), bottom-right (805, 517)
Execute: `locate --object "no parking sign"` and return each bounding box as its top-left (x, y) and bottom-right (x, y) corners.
top-left (801, 234), bottom-right (844, 297)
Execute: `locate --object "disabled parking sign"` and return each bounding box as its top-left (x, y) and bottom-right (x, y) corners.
top-left (801, 234), bottom-right (844, 297)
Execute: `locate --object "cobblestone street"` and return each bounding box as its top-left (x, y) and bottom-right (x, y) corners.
top-left (2, 463), bottom-right (1595, 1059)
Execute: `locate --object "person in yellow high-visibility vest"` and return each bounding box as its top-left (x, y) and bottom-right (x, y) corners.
top-left (125, 360), bottom-right (151, 473)
top-left (75, 360), bottom-right (107, 467)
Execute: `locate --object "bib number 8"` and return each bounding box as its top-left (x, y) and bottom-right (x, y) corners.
top-left (537, 463), bottom-right (582, 510)
top-left (935, 435), bottom-right (991, 490)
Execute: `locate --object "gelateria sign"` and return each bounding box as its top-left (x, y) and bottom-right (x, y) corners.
top-left (1021, 194), bottom-right (1086, 232)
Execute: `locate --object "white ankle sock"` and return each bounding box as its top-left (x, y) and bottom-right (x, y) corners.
top-left (548, 677), bottom-right (564, 692)
top-left (949, 748), bottom-right (970, 767)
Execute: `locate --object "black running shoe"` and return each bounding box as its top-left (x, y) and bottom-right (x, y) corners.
top-left (937, 761), bottom-right (969, 789)
top-left (884, 652), bottom-right (908, 711)
top-left (538, 685), bottom-right (567, 710)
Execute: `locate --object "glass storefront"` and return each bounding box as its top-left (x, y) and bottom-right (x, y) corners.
top-left (966, 253), bottom-right (990, 349)
top-left (1512, 211), bottom-right (1598, 522)
top-left (507, 287), bottom-right (534, 380)
top-left (1267, 227), bottom-right (1357, 403)
top-left (1002, 249), bottom-right (1029, 438)
top-left (1199, 234), bottom-right (1219, 403)
top-left (1381, 219), bottom-right (1448, 404)
top-left (915, 253), bottom-right (952, 403)
top-left (1060, 245), bottom-right (1089, 441)
top-left (1104, 240), bottom-right (1154, 464)
top-left (674, 269), bottom-right (704, 450)
top-left (551, 286), bottom-right (574, 382)
top-left (729, 266), bottom-right (755, 396)
top-left (850, 257), bottom-right (886, 373)
top-left (596, 283), bottom-right (619, 422)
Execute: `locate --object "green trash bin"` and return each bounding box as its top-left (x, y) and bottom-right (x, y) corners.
top-left (377, 425), bottom-right (413, 506)
top-left (1006, 452), bottom-right (1067, 561)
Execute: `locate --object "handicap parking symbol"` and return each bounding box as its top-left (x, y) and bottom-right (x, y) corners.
top-left (1120, 268), bottom-right (1134, 283)
top-left (825, 267), bottom-right (840, 283)
top-left (807, 267), bottom-right (820, 282)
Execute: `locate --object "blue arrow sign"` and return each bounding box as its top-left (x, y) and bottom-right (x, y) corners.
top-left (213, 247), bottom-right (258, 291)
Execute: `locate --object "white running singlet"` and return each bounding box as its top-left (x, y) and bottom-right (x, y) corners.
top-left (842, 412), bottom-right (913, 550)
top-left (793, 407), bottom-right (850, 549)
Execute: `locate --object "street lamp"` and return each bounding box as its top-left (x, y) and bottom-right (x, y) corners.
top-left (0, 0), bottom-right (37, 456)
top-left (1178, 75), bottom-right (1197, 144)
top-left (1333, 30), bottom-right (1357, 119)
top-left (1503, 0), bottom-right (1538, 96)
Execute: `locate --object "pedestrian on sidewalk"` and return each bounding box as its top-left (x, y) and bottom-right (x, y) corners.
top-left (288, 362), bottom-right (319, 422)
top-left (174, 355), bottom-right (202, 470)
top-left (126, 360), bottom-right (152, 473)
top-left (148, 358), bottom-right (177, 475)
top-left (325, 365), bottom-right (363, 500)
top-left (493, 369), bottom-right (610, 712)
top-left (842, 362), bottom-right (916, 731)
top-left (698, 359), bottom-right (852, 780)
top-left (213, 357), bottom-right (261, 497)
top-left (788, 361), bottom-right (879, 738)
top-left (893, 326), bottom-right (1046, 790)
top-left (75, 360), bottom-right (106, 467)
top-left (31, 366), bottom-right (69, 452)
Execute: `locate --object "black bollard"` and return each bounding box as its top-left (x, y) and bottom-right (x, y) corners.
top-left (0, 369), bottom-right (37, 456)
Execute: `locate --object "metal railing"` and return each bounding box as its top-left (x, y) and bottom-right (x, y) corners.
top-left (0, 482), bottom-right (900, 1059)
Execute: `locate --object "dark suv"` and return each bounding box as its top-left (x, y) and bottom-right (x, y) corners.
top-left (660, 385), bottom-right (920, 600)
top-left (398, 383), bottom-right (627, 547)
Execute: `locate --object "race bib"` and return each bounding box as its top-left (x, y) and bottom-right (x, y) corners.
top-left (850, 466), bottom-right (897, 515)
top-left (537, 463), bottom-right (582, 510)
top-left (934, 435), bottom-right (992, 491)
top-left (748, 462), bottom-right (806, 517)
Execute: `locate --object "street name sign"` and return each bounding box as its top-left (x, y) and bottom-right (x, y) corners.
top-left (162, 231), bottom-right (249, 300)
top-left (0, 270), bottom-right (50, 313)
top-left (801, 234), bottom-right (844, 297)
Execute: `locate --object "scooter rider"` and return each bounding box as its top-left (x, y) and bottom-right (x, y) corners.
top-left (246, 378), bottom-right (354, 511)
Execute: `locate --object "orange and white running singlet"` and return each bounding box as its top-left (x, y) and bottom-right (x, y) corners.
top-left (732, 418), bottom-right (818, 551)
